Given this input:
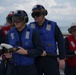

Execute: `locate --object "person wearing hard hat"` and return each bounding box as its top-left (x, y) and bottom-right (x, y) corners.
top-left (0, 11), bottom-right (15, 75)
top-left (0, 11), bottom-right (14, 44)
top-left (64, 22), bottom-right (76, 75)
top-left (28, 4), bottom-right (66, 75)
top-left (4, 10), bottom-right (43, 75)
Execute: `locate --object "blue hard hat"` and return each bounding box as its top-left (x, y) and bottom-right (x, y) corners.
top-left (13, 10), bottom-right (27, 17)
top-left (32, 4), bottom-right (48, 16)
top-left (13, 10), bottom-right (28, 23)
top-left (32, 4), bottom-right (45, 11)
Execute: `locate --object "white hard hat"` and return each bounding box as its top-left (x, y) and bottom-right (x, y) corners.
top-left (71, 22), bottom-right (76, 27)
top-left (68, 22), bottom-right (76, 33)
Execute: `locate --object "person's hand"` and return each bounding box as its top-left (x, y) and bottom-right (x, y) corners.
top-left (16, 47), bottom-right (28, 55)
top-left (41, 51), bottom-right (47, 57)
top-left (4, 53), bottom-right (12, 59)
top-left (74, 51), bottom-right (76, 54)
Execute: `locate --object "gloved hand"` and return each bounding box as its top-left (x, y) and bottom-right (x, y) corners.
top-left (1, 43), bottom-right (13, 49)
top-left (0, 43), bottom-right (19, 55)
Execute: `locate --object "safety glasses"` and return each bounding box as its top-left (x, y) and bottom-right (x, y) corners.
top-left (12, 16), bottom-right (23, 23)
top-left (31, 11), bottom-right (43, 18)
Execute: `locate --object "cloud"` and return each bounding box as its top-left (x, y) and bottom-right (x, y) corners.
top-left (5, 0), bottom-right (57, 12)
top-left (0, 0), bottom-right (76, 26)
top-left (0, 0), bottom-right (57, 23)
top-left (49, 2), bottom-right (76, 15)
top-left (0, 6), bottom-right (5, 14)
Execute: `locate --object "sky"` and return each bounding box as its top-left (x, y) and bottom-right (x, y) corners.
top-left (0, 0), bottom-right (76, 33)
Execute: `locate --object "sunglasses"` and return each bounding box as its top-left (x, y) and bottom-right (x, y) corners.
top-left (12, 16), bottom-right (23, 23)
top-left (31, 11), bottom-right (43, 18)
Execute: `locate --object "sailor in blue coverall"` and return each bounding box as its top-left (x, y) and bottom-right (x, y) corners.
top-left (4, 10), bottom-right (43, 75)
top-left (28, 4), bottom-right (66, 75)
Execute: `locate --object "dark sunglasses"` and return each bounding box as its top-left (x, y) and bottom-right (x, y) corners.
top-left (31, 11), bottom-right (43, 18)
top-left (12, 16), bottom-right (23, 23)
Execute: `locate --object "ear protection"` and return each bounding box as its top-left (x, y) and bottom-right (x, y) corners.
top-left (68, 28), bottom-right (72, 34)
top-left (68, 27), bottom-right (75, 34)
top-left (32, 4), bottom-right (48, 16)
top-left (13, 10), bottom-right (29, 23)
top-left (23, 11), bottom-right (28, 23)
top-left (42, 9), bottom-right (48, 16)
